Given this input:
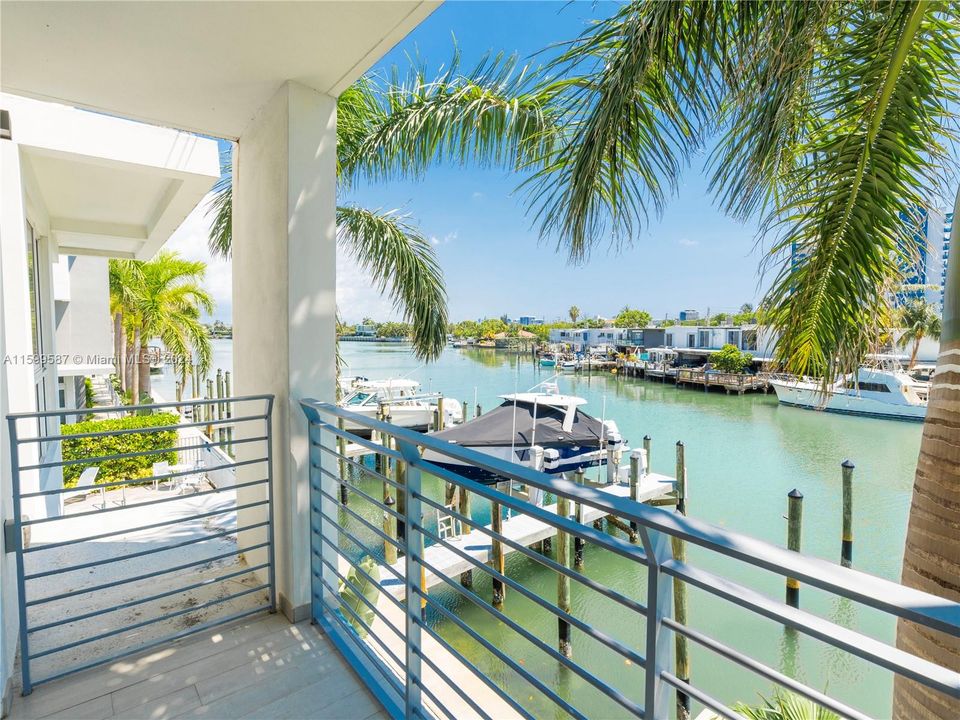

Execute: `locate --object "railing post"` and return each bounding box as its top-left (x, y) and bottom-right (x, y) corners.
top-left (639, 527), bottom-right (673, 720)
top-left (7, 417), bottom-right (32, 695)
top-left (397, 439), bottom-right (423, 716)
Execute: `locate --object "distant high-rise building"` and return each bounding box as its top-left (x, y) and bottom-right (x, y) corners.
top-left (518, 315), bottom-right (544, 326)
top-left (678, 309), bottom-right (699, 321)
top-left (943, 211), bottom-right (954, 310)
top-left (896, 206), bottom-right (945, 309)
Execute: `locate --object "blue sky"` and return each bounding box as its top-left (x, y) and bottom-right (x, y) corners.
top-left (339, 1), bottom-right (767, 324)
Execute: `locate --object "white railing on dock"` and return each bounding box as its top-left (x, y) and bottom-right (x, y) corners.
top-left (300, 400), bottom-right (960, 720)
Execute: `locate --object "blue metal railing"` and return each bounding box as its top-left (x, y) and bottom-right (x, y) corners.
top-left (301, 399), bottom-right (960, 720)
top-left (5, 395), bottom-right (275, 694)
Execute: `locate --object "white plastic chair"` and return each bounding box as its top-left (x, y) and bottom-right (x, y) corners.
top-left (436, 504), bottom-right (461, 542)
top-left (152, 460), bottom-right (170, 491)
top-left (64, 467), bottom-right (103, 508)
top-left (177, 460), bottom-right (207, 495)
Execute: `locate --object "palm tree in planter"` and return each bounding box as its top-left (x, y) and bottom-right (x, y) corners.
top-left (109, 252), bottom-right (213, 403)
top-left (897, 298), bottom-right (942, 369)
top-left (208, 57), bottom-right (561, 360)
top-left (525, 2), bottom-right (960, 717)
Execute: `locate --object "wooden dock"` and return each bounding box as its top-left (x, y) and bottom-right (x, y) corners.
top-left (379, 473), bottom-right (676, 600)
top-left (675, 368), bottom-right (768, 394)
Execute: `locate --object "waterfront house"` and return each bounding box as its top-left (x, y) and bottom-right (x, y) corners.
top-left (1, 4), bottom-right (958, 719)
top-left (548, 326), bottom-right (628, 349)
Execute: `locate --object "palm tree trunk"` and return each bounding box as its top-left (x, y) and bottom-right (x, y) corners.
top-left (893, 191), bottom-right (960, 719)
top-left (909, 337), bottom-right (921, 370)
top-left (139, 341), bottom-right (152, 399)
top-left (113, 312), bottom-right (124, 386)
top-left (130, 328), bottom-right (140, 403)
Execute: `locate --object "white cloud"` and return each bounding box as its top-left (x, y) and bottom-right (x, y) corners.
top-left (429, 231), bottom-right (458, 246)
top-left (678, 237), bottom-right (699, 247)
top-left (471, 191), bottom-right (485, 201)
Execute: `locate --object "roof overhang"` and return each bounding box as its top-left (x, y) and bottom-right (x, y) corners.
top-left (6, 93), bottom-right (220, 259)
top-left (1, 1), bottom-right (440, 139)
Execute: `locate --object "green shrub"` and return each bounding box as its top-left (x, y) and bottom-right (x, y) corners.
top-left (61, 412), bottom-right (179, 487)
top-left (712, 343), bottom-right (754, 373)
top-left (83, 377), bottom-right (96, 408)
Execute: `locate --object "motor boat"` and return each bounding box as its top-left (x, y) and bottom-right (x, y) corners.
top-left (422, 383), bottom-right (626, 483)
top-left (558, 359), bottom-right (579, 371)
top-left (539, 354), bottom-right (557, 368)
top-left (339, 379), bottom-right (462, 437)
top-left (768, 355), bottom-right (928, 421)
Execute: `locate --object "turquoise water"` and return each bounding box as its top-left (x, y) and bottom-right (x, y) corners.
top-left (162, 340), bottom-right (921, 717)
top-left (340, 342), bottom-right (921, 719)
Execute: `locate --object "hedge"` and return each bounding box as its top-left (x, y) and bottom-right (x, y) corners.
top-left (61, 412), bottom-right (179, 487)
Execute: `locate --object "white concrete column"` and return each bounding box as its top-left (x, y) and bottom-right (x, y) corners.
top-left (233, 81), bottom-right (337, 621)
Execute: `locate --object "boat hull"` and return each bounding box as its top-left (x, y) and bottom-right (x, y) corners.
top-left (770, 381), bottom-right (926, 421)
top-left (422, 444), bottom-right (607, 483)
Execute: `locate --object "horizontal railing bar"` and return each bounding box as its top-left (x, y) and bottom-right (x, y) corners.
top-left (661, 672), bottom-right (744, 720)
top-left (662, 617), bottom-right (871, 720)
top-left (29, 605), bottom-right (271, 689)
top-left (412, 670), bottom-right (460, 720)
top-left (21, 456), bottom-right (268, 499)
top-left (26, 542), bottom-right (271, 607)
top-left (313, 511), bottom-right (406, 586)
top-left (314, 550), bottom-right (405, 615)
top-left (310, 422), bottom-right (404, 463)
top-left (16, 413), bottom-right (268, 445)
top-left (24, 499), bottom-right (269, 553)
top-left (315, 572), bottom-right (406, 669)
top-left (21, 434), bottom-right (267, 471)
top-left (22, 476), bottom-right (269, 527)
top-left (414, 587), bottom-right (587, 720)
top-left (30, 584), bottom-right (269, 659)
top-left (412, 606), bottom-right (538, 720)
top-left (9, 394), bottom-right (273, 421)
top-left (313, 492), bottom-right (403, 555)
top-left (414, 487), bottom-right (649, 617)
top-left (316, 466), bottom-right (404, 521)
top-left (417, 554), bottom-right (646, 718)
top-left (24, 520), bottom-right (269, 580)
top-left (313, 590), bottom-right (406, 698)
top-left (414, 521), bottom-right (646, 667)
top-left (417, 646), bottom-right (492, 720)
top-left (28, 563), bottom-right (270, 634)
top-left (303, 401), bottom-right (960, 637)
top-left (666, 560), bottom-right (960, 698)
top-left (415, 463), bottom-right (650, 568)
top-left (314, 445), bottom-right (403, 491)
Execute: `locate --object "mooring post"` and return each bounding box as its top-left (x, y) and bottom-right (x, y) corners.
top-left (461, 400), bottom-right (468, 425)
top-left (541, 449), bottom-right (558, 553)
top-left (376, 404), bottom-right (387, 475)
top-left (459, 478), bottom-right (473, 588)
top-left (437, 396), bottom-right (445, 431)
top-left (557, 485), bottom-right (572, 658)
top-left (643, 435), bottom-right (652, 470)
top-left (574, 467), bottom-right (585, 566)
top-left (606, 432), bottom-right (622, 484)
top-left (395, 449), bottom-right (406, 540)
top-left (337, 418), bottom-right (348, 505)
top-left (215, 369), bottom-right (224, 443)
top-left (841, 460), bottom-right (854, 567)
top-left (492, 480), bottom-right (507, 607)
top-left (672, 448), bottom-right (690, 720)
top-left (785, 489), bottom-right (804, 607)
top-left (629, 449), bottom-right (643, 533)
top-left (224, 370), bottom-right (233, 454)
top-left (205, 379), bottom-right (214, 438)
top-left (382, 433), bottom-right (398, 565)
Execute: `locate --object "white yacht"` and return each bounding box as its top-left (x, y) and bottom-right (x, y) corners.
top-left (769, 356), bottom-right (928, 421)
top-left (423, 383), bottom-right (626, 483)
top-left (339, 379), bottom-right (462, 436)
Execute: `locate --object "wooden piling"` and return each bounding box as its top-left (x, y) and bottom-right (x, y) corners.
top-left (395, 452), bottom-right (406, 540)
top-left (643, 435), bottom-right (651, 469)
top-left (205, 379), bottom-right (214, 437)
top-left (461, 400), bottom-right (468, 425)
top-left (475, 403), bottom-right (482, 419)
top-left (224, 371), bottom-right (233, 455)
top-left (437, 396), bottom-right (445, 431)
top-left (383, 449), bottom-right (398, 565)
top-left (574, 467), bottom-right (585, 566)
top-left (337, 418), bottom-right (348, 505)
top-left (673, 441), bottom-right (690, 720)
top-left (557, 489), bottom-right (572, 658)
top-left (629, 449), bottom-right (642, 533)
top-left (491, 481), bottom-right (506, 607)
top-left (785, 489), bottom-right (804, 608)
top-left (215, 369), bottom-right (224, 443)
top-left (459, 481), bottom-right (473, 587)
top-left (841, 460), bottom-right (854, 567)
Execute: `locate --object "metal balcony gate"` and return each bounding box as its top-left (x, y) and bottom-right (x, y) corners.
top-left (4, 395), bottom-right (275, 694)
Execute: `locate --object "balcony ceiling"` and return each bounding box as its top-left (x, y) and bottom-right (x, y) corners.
top-left (1, 1), bottom-right (439, 139)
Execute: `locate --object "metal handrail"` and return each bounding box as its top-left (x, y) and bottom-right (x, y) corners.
top-left (302, 398), bottom-right (960, 720)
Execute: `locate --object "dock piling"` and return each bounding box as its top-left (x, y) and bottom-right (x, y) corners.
top-left (224, 371), bottom-right (233, 454)
top-left (215, 369), bottom-right (224, 443)
top-left (574, 467), bottom-right (585, 566)
top-left (461, 400), bottom-right (468, 425)
top-left (437, 396), bottom-right (445, 431)
top-left (785, 489), bottom-right (804, 607)
top-left (643, 435), bottom-right (651, 469)
top-left (459, 480), bottom-right (473, 587)
top-left (673, 442), bottom-right (690, 719)
top-left (337, 418), bottom-right (348, 505)
top-left (557, 487), bottom-right (572, 658)
top-left (629, 449), bottom-right (645, 533)
top-left (841, 460), bottom-right (854, 567)
top-left (491, 481), bottom-right (507, 607)
top-left (475, 403), bottom-right (482, 419)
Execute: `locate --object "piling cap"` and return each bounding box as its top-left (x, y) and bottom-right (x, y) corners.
top-left (841, 459), bottom-right (855, 469)
top-left (643, 434), bottom-right (651, 441)
top-left (788, 488), bottom-right (804, 499)
top-left (543, 448), bottom-right (561, 471)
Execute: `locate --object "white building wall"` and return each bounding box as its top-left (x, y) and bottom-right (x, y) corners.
top-left (54, 255), bottom-right (113, 378)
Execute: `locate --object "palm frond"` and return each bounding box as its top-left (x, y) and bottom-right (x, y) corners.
top-left (525, 1), bottom-right (727, 262)
top-left (340, 48), bottom-right (562, 187)
top-left (206, 150), bottom-right (232, 259)
top-left (761, 1), bottom-right (960, 380)
top-left (336, 205), bottom-right (447, 360)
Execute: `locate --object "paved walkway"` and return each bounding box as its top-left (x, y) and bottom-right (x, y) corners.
top-left (8, 615), bottom-right (384, 720)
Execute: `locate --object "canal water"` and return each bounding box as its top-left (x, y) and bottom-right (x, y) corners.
top-left (160, 340), bottom-right (922, 717)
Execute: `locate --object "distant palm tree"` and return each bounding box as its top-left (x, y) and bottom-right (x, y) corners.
top-left (897, 298), bottom-right (941, 369)
top-left (209, 56), bottom-right (559, 360)
top-left (109, 252), bottom-right (213, 403)
top-left (569, 305), bottom-right (581, 323)
top-left (524, 3), bottom-right (960, 717)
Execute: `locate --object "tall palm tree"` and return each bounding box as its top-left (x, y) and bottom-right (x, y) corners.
top-left (109, 252), bottom-right (213, 403)
top-left (569, 305), bottom-right (581, 323)
top-left (897, 298), bottom-right (942, 368)
top-left (522, 3), bottom-right (960, 718)
top-left (208, 56), bottom-right (560, 360)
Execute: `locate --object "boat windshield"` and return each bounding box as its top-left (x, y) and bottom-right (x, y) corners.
top-left (344, 391), bottom-right (374, 406)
